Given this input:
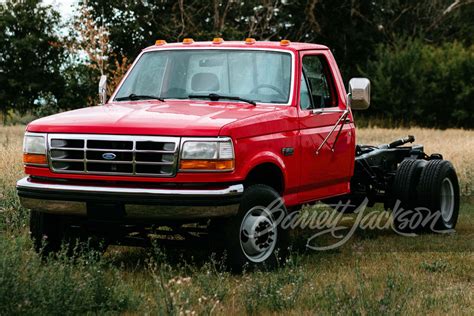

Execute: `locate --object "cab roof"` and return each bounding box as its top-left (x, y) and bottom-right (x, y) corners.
top-left (142, 40), bottom-right (329, 53)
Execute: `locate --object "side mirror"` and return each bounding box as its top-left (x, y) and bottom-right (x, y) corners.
top-left (348, 78), bottom-right (370, 110)
top-left (98, 75), bottom-right (107, 105)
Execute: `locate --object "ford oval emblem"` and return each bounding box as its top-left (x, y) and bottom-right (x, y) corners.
top-left (102, 153), bottom-right (117, 160)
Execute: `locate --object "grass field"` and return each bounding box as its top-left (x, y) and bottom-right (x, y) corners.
top-left (0, 125), bottom-right (473, 314)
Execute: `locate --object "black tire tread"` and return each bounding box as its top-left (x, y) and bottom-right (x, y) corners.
top-left (417, 160), bottom-right (448, 209)
top-left (391, 159), bottom-right (425, 209)
top-left (30, 211), bottom-right (63, 254)
top-left (30, 211), bottom-right (108, 257)
top-left (416, 160), bottom-right (460, 230)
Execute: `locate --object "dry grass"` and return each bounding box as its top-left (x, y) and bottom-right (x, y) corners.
top-left (0, 126), bottom-right (27, 231)
top-left (0, 125), bottom-right (24, 184)
top-left (357, 127), bottom-right (474, 196)
top-left (1, 125), bottom-right (473, 314)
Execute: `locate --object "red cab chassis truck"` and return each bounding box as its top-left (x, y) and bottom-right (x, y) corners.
top-left (17, 40), bottom-right (460, 269)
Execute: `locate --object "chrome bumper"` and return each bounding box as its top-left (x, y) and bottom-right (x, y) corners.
top-left (16, 177), bottom-right (243, 220)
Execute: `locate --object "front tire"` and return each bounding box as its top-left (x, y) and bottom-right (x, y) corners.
top-left (210, 185), bottom-right (289, 271)
top-left (30, 211), bottom-right (108, 257)
top-left (30, 210), bottom-right (63, 255)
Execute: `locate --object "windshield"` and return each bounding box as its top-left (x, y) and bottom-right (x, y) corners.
top-left (114, 49), bottom-right (292, 104)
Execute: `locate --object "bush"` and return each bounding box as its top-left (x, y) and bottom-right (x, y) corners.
top-left (361, 39), bottom-right (474, 128)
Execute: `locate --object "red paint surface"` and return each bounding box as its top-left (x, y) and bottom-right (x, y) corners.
top-left (25, 41), bottom-right (356, 207)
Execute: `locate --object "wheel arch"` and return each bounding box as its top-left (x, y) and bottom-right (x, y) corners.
top-left (243, 156), bottom-right (286, 195)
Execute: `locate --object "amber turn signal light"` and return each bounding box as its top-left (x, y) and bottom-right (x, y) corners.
top-left (245, 38), bottom-right (256, 44)
top-left (23, 153), bottom-right (48, 165)
top-left (180, 159), bottom-right (234, 171)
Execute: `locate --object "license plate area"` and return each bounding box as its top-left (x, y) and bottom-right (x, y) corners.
top-left (87, 203), bottom-right (125, 221)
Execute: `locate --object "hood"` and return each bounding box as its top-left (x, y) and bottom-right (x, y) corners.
top-left (27, 100), bottom-right (284, 136)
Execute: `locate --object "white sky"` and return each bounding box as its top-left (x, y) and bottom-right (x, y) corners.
top-left (42, 0), bottom-right (77, 20)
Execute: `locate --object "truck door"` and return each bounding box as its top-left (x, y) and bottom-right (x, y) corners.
top-left (298, 50), bottom-right (355, 203)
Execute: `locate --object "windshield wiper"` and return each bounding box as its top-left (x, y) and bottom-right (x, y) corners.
top-left (115, 93), bottom-right (164, 102)
top-left (188, 93), bottom-right (256, 106)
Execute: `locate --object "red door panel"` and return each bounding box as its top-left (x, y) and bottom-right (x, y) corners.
top-left (297, 50), bottom-right (355, 203)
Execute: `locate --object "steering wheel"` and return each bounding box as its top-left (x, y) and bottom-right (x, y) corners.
top-left (250, 84), bottom-right (286, 98)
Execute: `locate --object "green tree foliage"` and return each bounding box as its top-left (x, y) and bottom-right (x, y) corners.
top-left (80, 0), bottom-right (473, 80)
top-left (38, 63), bottom-right (98, 117)
top-left (80, 0), bottom-right (291, 60)
top-left (1, 0), bottom-right (473, 127)
top-left (363, 38), bottom-right (474, 128)
top-left (0, 0), bottom-right (65, 118)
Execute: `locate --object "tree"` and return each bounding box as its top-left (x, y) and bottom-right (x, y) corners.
top-left (79, 1), bottom-right (287, 67)
top-left (1, 0), bottom-right (471, 127)
top-left (0, 0), bottom-right (65, 120)
top-left (362, 38), bottom-right (474, 128)
top-left (66, 3), bottom-right (129, 103)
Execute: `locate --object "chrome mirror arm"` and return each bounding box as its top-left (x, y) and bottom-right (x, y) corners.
top-left (98, 75), bottom-right (108, 105)
top-left (312, 89), bottom-right (353, 154)
top-left (331, 111), bottom-right (350, 152)
top-left (315, 109), bottom-right (350, 155)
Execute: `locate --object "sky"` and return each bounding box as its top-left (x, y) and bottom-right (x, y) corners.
top-left (42, 0), bottom-right (77, 20)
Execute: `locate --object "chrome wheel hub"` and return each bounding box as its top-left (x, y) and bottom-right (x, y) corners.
top-left (440, 177), bottom-right (455, 225)
top-left (239, 207), bottom-right (277, 263)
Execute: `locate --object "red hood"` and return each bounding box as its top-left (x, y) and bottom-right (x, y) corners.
top-left (27, 100), bottom-right (284, 136)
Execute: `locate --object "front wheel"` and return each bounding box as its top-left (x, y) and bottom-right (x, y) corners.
top-left (210, 185), bottom-right (289, 271)
top-left (30, 210), bottom-right (63, 255)
top-left (30, 211), bottom-right (108, 257)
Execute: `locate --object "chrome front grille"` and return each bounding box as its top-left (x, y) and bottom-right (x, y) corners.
top-left (48, 134), bottom-right (180, 177)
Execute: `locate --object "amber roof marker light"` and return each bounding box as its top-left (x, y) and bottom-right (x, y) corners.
top-left (280, 39), bottom-right (291, 46)
top-left (245, 38), bottom-right (256, 45)
top-left (182, 38), bottom-right (194, 44)
top-left (212, 37), bottom-right (224, 44)
top-left (155, 39), bottom-right (167, 46)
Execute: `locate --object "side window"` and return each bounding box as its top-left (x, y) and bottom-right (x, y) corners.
top-left (300, 71), bottom-right (312, 110)
top-left (300, 55), bottom-right (337, 109)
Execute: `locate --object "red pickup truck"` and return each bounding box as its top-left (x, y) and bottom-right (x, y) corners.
top-left (17, 39), bottom-right (459, 269)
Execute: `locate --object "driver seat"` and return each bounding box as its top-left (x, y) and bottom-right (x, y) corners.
top-left (191, 73), bottom-right (220, 92)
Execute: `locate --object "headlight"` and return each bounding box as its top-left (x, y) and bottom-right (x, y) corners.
top-left (23, 133), bottom-right (48, 166)
top-left (182, 142), bottom-right (219, 159)
top-left (180, 138), bottom-right (234, 172)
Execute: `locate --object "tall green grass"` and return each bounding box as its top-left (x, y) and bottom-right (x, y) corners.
top-left (0, 236), bottom-right (137, 315)
top-left (1, 225), bottom-right (473, 314)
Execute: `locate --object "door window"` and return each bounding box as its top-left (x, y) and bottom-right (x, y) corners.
top-left (300, 55), bottom-right (337, 109)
